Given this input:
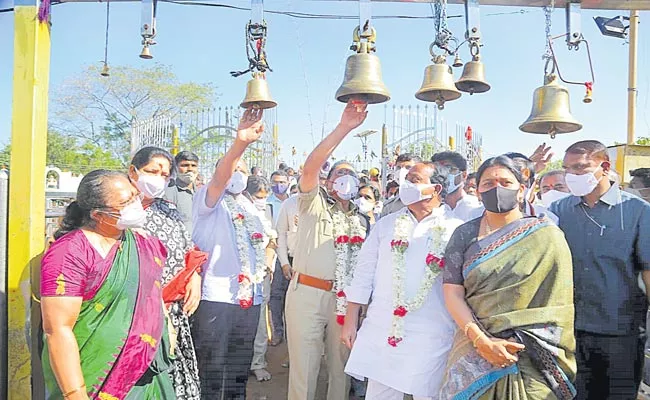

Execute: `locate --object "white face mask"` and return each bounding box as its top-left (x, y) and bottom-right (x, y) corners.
top-left (354, 197), bottom-right (375, 214)
top-left (625, 187), bottom-right (650, 201)
top-left (227, 171), bottom-right (248, 195)
top-left (565, 167), bottom-right (603, 197)
top-left (396, 167), bottom-right (409, 185)
top-left (399, 180), bottom-right (433, 206)
top-left (253, 198), bottom-right (267, 212)
top-left (136, 170), bottom-right (167, 199)
top-left (332, 175), bottom-right (359, 201)
top-left (447, 171), bottom-right (463, 194)
top-left (177, 171), bottom-right (196, 186)
top-left (115, 199), bottom-right (147, 230)
top-left (541, 189), bottom-right (571, 207)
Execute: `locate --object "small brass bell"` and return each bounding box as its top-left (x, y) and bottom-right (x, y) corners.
top-left (452, 53), bottom-right (463, 68)
top-left (456, 55), bottom-right (490, 95)
top-left (241, 73), bottom-right (277, 110)
top-left (415, 57), bottom-right (461, 110)
top-left (519, 74), bottom-right (582, 138)
top-left (100, 63), bottom-right (110, 77)
top-left (139, 44), bottom-right (153, 60)
top-left (335, 27), bottom-right (391, 104)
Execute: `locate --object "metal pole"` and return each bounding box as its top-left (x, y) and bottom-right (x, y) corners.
top-left (627, 9), bottom-right (640, 145)
top-left (0, 171), bottom-right (7, 399)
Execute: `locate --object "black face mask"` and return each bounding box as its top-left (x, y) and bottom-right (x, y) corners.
top-left (481, 186), bottom-right (520, 214)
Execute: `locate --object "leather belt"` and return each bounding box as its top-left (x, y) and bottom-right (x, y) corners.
top-left (297, 273), bottom-right (334, 292)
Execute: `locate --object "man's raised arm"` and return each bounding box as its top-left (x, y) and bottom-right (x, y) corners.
top-left (205, 108), bottom-right (265, 208)
top-left (300, 101), bottom-right (368, 193)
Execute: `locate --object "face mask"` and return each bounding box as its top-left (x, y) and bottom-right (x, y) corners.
top-left (399, 180), bottom-right (433, 206)
top-left (396, 168), bottom-right (409, 185)
top-left (447, 172), bottom-right (463, 194)
top-left (332, 175), bottom-right (359, 201)
top-left (113, 199), bottom-right (147, 230)
top-left (271, 183), bottom-right (289, 195)
top-left (227, 171), bottom-right (248, 195)
top-left (176, 171), bottom-right (196, 186)
top-left (565, 167), bottom-right (603, 197)
top-left (625, 187), bottom-right (650, 201)
top-left (541, 190), bottom-right (571, 207)
top-left (136, 170), bottom-right (167, 199)
top-left (481, 186), bottom-right (520, 214)
top-left (253, 198), bottom-right (267, 212)
top-left (355, 198), bottom-right (375, 214)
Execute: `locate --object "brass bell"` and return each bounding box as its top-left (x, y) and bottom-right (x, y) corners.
top-left (456, 55), bottom-right (490, 95)
top-left (139, 44), bottom-right (153, 60)
top-left (519, 74), bottom-right (582, 138)
top-left (241, 73), bottom-right (277, 110)
top-left (336, 52), bottom-right (390, 104)
top-left (100, 63), bottom-right (110, 77)
top-left (452, 53), bottom-right (463, 68)
top-left (415, 57), bottom-right (461, 110)
top-left (336, 27), bottom-right (390, 104)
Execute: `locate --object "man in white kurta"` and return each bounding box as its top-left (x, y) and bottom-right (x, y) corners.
top-left (341, 162), bottom-right (462, 400)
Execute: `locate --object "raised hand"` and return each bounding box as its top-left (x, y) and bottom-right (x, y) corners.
top-left (339, 100), bottom-right (368, 131)
top-left (237, 108), bottom-right (265, 144)
top-left (530, 143), bottom-right (554, 174)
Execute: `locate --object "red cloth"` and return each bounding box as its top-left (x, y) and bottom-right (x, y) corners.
top-left (162, 247), bottom-right (208, 304)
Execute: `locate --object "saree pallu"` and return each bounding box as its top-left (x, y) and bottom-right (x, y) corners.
top-left (42, 231), bottom-right (175, 400)
top-left (439, 217), bottom-right (577, 400)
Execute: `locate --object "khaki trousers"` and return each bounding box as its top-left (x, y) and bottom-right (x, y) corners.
top-left (285, 278), bottom-right (351, 400)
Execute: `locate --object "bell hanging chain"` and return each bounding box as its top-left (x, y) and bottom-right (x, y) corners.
top-left (542, 0), bottom-right (555, 61)
top-left (231, 21), bottom-right (272, 78)
top-left (433, 0), bottom-right (455, 56)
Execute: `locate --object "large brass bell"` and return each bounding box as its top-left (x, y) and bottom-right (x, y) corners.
top-left (335, 27), bottom-right (390, 104)
top-left (456, 55), bottom-right (490, 95)
top-left (241, 72), bottom-right (277, 110)
top-left (415, 56), bottom-right (461, 110)
top-left (100, 63), bottom-right (110, 77)
top-left (519, 73), bottom-right (582, 138)
top-left (139, 44), bottom-right (152, 60)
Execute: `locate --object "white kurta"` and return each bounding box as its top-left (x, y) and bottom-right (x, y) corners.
top-left (344, 206), bottom-right (462, 397)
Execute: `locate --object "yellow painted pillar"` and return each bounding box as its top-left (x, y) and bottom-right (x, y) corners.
top-left (8, 2), bottom-right (51, 398)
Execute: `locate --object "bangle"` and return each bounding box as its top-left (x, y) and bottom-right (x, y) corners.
top-left (63, 384), bottom-right (86, 398)
top-left (472, 333), bottom-right (484, 348)
top-left (463, 321), bottom-right (476, 337)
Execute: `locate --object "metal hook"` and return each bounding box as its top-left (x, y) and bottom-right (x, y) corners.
top-left (548, 33), bottom-right (596, 86)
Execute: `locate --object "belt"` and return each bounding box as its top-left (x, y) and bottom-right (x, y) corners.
top-left (297, 273), bottom-right (334, 292)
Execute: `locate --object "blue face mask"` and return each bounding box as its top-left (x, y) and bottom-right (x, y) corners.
top-left (447, 172), bottom-right (463, 194)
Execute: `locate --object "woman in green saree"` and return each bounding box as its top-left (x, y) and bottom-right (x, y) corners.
top-left (40, 170), bottom-right (175, 400)
top-left (440, 156), bottom-right (577, 400)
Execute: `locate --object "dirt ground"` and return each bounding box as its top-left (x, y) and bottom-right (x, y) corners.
top-left (246, 342), bottom-right (366, 400)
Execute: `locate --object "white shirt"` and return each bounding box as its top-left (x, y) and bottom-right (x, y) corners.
top-left (276, 195), bottom-right (299, 266)
top-left (445, 194), bottom-right (483, 222)
top-left (344, 207), bottom-right (461, 397)
top-left (192, 187), bottom-right (268, 305)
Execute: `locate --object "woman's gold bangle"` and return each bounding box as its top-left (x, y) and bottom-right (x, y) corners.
top-left (63, 384), bottom-right (86, 398)
top-left (472, 333), bottom-right (484, 348)
top-left (463, 321), bottom-right (476, 337)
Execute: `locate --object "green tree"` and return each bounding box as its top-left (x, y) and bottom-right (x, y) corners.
top-left (51, 64), bottom-right (216, 163)
top-left (636, 137), bottom-right (650, 145)
top-left (539, 159), bottom-right (564, 176)
top-left (0, 131), bottom-right (123, 174)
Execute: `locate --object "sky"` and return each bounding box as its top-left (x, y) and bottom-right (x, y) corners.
top-left (1, 1), bottom-right (649, 168)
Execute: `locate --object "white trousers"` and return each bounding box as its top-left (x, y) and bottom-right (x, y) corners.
top-left (366, 379), bottom-right (433, 400)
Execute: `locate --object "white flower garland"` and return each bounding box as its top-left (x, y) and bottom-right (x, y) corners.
top-left (224, 195), bottom-right (271, 309)
top-left (332, 211), bottom-right (366, 325)
top-left (388, 213), bottom-right (448, 347)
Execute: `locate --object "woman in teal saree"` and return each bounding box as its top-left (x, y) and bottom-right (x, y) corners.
top-left (440, 156), bottom-right (577, 400)
top-left (40, 170), bottom-right (175, 400)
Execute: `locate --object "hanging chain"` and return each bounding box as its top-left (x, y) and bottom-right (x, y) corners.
top-left (542, 0), bottom-right (555, 61)
top-left (104, 0), bottom-right (110, 64)
top-left (433, 0), bottom-right (453, 55)
top-left (231, 20), bottom-right (272, 77)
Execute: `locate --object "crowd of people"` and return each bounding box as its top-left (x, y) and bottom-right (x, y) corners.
top-left (38, 101), bottom-right (650, 400)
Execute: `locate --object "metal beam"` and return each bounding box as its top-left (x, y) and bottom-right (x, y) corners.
top-left (9, 0), bottom-right (50, 398)
top-left (312, 0), bottom-right (650, 10)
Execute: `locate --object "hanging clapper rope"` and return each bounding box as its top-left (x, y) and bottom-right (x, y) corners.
top-left (230, 21), bottom-right (273, 77)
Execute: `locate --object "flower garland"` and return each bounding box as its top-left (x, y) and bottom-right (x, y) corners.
top-left (332, 211), bottom-right (366, 325)
top-left (224, 195), bottom-right (271, 309)
top-left (388, 213), bottom-right (447, 347)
